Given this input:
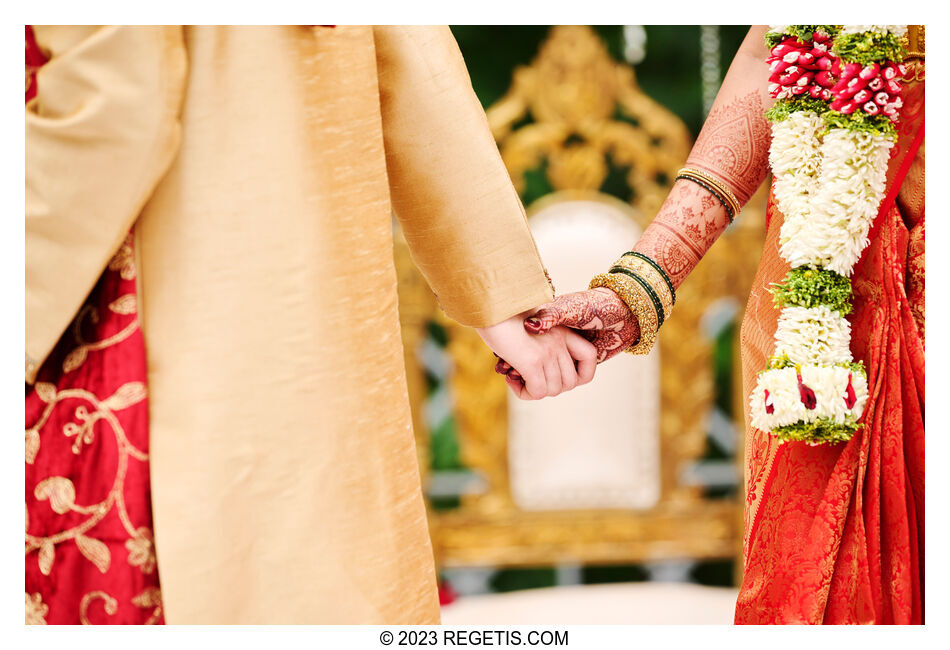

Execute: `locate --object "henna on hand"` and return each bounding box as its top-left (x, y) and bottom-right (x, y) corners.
top-left (497, 28), bottom-right (775, 379)
top-left (523, 288), bottom-right (639, 363)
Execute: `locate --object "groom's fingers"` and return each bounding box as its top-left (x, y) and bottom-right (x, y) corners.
top-left (557, 349), bottom-right (578, 393)
top-left (505, 373), bottom-right (528, 398)
top-left (520, 363), bottom-right (547, 400)
top-left (541, 358), bottom-right (563, 397)
top-left (565, 332), bottom-right (597, 385)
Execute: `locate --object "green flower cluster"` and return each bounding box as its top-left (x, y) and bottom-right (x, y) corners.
top-left (765, 25), bottom-right (839, 49)
top-left (766, 98), bottom-right (829, 123)
top-left (772, 417), bottom-right (861, 444)
top-left (823, 109), bottom-right (897, 138)
top-left (764, 353), bottom-right (866, 378)
top-left (832, 30), bottom-right (905, 65)
top-left (770, 266), bottom-right (853, 315)
top-left (765, 353), bottom-right (796, 370)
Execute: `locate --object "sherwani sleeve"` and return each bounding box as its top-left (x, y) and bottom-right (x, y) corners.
top-left (25, 26), bottom-right (187, 384)
top-left (373, 26), bottom-right (554, 328)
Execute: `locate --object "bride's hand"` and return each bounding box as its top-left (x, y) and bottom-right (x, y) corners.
top-left (477, 311), bottom-right (597, 400)
top-left (524, 288), bottom-right (639, 363)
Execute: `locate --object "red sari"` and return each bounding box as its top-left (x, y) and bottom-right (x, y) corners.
top-left (25, 25), bottom-right (164, 625)
top-left (736, 56), bottom-right (924, 625)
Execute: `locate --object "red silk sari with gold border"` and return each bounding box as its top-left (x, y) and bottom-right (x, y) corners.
top-left (736, 56), bottom-right (924, 625)
top-left (25, 25), bottom-right (164, 625)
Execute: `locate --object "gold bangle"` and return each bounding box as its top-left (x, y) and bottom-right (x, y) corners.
top-left (610, 256), bottom-right (674, 322)
top-left (677, 167), bottom-right (741, 218)
top-left (589, 272), bottom-right (659, 355)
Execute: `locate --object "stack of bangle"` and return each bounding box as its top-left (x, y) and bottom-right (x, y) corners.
top-left (588, 251), bottom-right (676, 356)
top-left (675, 167), bottom-right (741, 222)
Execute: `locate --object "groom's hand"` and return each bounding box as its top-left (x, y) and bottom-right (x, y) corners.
top-left (477, 311), bottom-right (597, 400)
top-left (524, 288), bottom-right (639, 363)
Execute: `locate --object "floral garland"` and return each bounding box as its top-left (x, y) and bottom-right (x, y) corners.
top-left (749, 25), bottom-right (907, 445)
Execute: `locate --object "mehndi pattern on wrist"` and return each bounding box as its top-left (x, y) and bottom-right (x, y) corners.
top-left (675, 167), bottom-right (741, 222)
top-left (589, 272), bottom-right (659, 355)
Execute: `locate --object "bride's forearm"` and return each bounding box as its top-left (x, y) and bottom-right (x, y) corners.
top-left (523, 28), bottom-right (778, 363)
top-left (634, 26), bottom-right (774, 287)
top-left (632, 179), bottom-right (731, 287)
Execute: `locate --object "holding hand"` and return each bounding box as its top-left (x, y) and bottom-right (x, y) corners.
top-left (477, 310), bottom-right (597, 400)
top-left (494, 288), bottom-right (639, 391)
top-left (524, 288), bottom-right (639, 362)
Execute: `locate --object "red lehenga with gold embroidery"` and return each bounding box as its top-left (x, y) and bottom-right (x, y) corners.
top-left (735, 55), bottom-right (924, 624)
top-left (25, 25), bottom-right (164, 625)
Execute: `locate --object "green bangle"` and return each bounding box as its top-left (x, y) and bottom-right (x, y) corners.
top-left (621, 252), bottom-right (676, 306)
top-left (608, 266), bottom-right (667, 328)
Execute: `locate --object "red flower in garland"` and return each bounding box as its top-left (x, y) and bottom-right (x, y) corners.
top-left (767, 30), bottom-right (837, 101)
top-left (830, 60), bottom-right (906, 119)
top-left (796, 372), bottom-right (817, 410)
top-left (844, 373), bottom-right (858, 409)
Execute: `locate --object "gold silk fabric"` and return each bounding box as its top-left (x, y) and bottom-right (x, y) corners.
top-left (26, 26), bottom-right (553, 623)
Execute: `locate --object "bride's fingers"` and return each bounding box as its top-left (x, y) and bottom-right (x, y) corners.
top-left (495, 359), bottom-right (512, 375)
top-left (524, 304), bottom-right (564, 334)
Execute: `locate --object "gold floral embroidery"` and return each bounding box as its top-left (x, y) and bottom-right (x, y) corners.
top-left (26, 382), bottom-right (150, 578)
top-left (26, 592), bottom-right (48, 625)
top-left (79, 591), bottom-right (117, 625)
top-left (60, 234), bottom-right (141, 374)
top-left (132, 588), bottom-right (163, 625)
top-left (63, 305), bottom-right (139, 374)
top-left (108, 294), bottom-right (138, 315)
top-left (107, 234), bottom-right (136, 280)
top-left (126, 528), bottom-right (157, 574)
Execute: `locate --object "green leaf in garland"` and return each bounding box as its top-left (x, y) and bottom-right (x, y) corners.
top-left (772, 416), bottom-right (862, 444)
top-left (764, 354), bottom-right (866, 377)
top-left (832, 30), bottom-right (905, 65)
top-left (765, 25), bottom-right (840, 48)
top-left (822, 109), bottom-right (897, 139)
top-left (770, 266), bottom-right (853, 315)
top-left (766, 97), bottom-right (830, 123)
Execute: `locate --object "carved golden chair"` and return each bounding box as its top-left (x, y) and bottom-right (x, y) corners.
top-left (395, 26), bottom-right (765, 576)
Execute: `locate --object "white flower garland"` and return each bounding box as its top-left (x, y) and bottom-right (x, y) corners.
top-left (774, 305), bottom-right (852, 365)
top-left (770, 111), bottom-right (824, 220)
top-left (779, 128), bottom-right (893, 274)
top-left (750, 365), bottom-right (868, 433)
top-left (839, 25), bottom-right (907, 37)
top-left (750, 25), bottom-right (906, 444)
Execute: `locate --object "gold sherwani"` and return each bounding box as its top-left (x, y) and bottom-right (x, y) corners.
top-left (26, 26), bottom-right (552, 624)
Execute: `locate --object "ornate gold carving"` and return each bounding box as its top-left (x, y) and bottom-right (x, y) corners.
top-left (396, 26), bottom-right (765, 570)
top-left (486, 25), bottom-right (692, 220)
